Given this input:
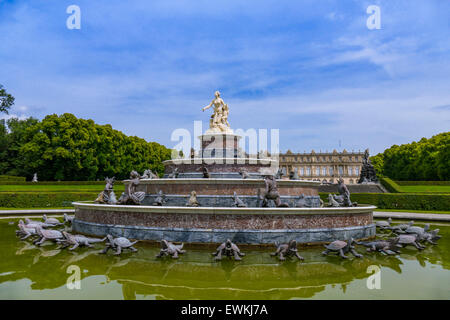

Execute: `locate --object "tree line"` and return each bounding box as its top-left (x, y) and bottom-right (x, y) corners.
top-left (0, 113), bottom-right (172, 181)
top-left (371, 132), bottom-right (449, 181)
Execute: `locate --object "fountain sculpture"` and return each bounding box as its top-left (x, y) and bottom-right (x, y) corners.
top-left (72, 92), bottom-right (376, 245)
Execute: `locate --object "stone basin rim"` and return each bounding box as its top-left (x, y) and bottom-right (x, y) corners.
top-left (163, 158), bottom-right (278, 164)
top-left (123, 178), bottom-right (321, 186)
top-left (73, 201), bottom-right (376, 215)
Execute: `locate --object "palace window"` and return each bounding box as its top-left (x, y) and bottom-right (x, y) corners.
top-left (306, 167), bottom-right (311, 176)
top-left (338, 166), bottom-right (343, 175)
top-left (355, 167), bottom-right (359, 175)
top-left (329, 167), bottom-right (333, 175)
top-left (300, 167), bottom-right (304, 176)
top-left (322, 167), bottom-right (327, 176)
top-left (316, 167), bottom-right (320, 176)
top-left (348, 167), bottom-right (353, 176)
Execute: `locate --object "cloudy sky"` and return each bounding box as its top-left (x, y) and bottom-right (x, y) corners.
top-left (1, 0), bottom-right (449, 155)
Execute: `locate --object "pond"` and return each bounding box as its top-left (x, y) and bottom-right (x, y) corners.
top-left (0, 217), bottom-right (449, 299)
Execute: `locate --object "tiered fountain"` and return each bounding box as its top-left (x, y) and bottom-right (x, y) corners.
top-left (73, 91), bottom-right (376, 245)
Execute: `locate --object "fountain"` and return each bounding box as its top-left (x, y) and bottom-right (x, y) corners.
top-left (72, 92), bottom-right (376, 245)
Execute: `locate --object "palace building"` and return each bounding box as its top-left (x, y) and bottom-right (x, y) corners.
top-left (278, 149), bottom-right (365, 184)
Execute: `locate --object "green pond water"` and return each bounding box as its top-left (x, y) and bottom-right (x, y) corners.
top-left (1, 217), bottom-right (449, 300)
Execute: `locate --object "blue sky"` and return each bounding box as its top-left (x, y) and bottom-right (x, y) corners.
top-left (1, 0), bottom-right (449, 155)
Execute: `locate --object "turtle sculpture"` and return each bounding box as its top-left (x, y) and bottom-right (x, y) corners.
top-left (24, 218), bottom-right (56, 228)
top-left (418, 229), bottom-right (441, 245)
top-left (396, 234), bottom-right (425, 250)
top-left (327, 194), bottom-right (340, 207)
top-left (271, 240), bottom-right (304, 261)
top-left (322, 238), bottom-right (363, 259)
top-left (16, 222), bottom-right (37, 240)
top-left (232, 192), bottom-right (247, 208)
top-left (42, 214), bottom-right (63, 225)
top-left (100, 235), bottom-right (138, 255)
top-left (168, 167), bottom-right (179, 179)
top-left (357, 238), bottom-right (401, 255)
top-left (33, 225), bottom-right (64, 246)
top-left (59, 231), bottom-right (106, 250)
top-left (186, 191), bottom-right (200, 207)
top-left (376, 217), bottom-right (392, 230)
top-left (152, 190), bottom-right (166, 206)
top-left (389, 221), bottom-right (414, 233)
top-left (156, 239), bottom-right (186, 259)
top-left (212, 239), bottom-right (245, 261)
top-left (404, 224), bottom-right (430, 236)
top-left (63, 213), bottom-right (74, 224)
top-left (239, 168), bottom-right (250, 179)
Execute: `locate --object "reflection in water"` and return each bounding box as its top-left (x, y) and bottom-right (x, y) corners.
top-left (0, 218), bottom-right (449, 299)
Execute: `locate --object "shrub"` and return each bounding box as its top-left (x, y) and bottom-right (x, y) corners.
top-left (0, 192), bottom-right (98, 208)
top-left (319, 192), bottom-right (450, 211)
top-left (0, 175), bottom-right (26, 182)
top-left (379, 176), bottom-right (402, 193)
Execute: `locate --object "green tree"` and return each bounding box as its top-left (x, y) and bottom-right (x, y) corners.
top-left (0, 120), bottom-right (8, 173)
top-left (0, 117), bottom-right (38, 176)
top-left (18, 113), bottom-right (172, 180)
top-left (0, 84), bottom-right (15, 114)
top-left (372, 132), bottom-right (450, 181)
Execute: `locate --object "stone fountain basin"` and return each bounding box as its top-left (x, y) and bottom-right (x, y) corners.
top-left (132, 178), bottom-right (321, 197)
top-left (72, 202), bottom-right (376, 245)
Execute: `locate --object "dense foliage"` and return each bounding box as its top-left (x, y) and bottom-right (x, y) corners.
top-left (370, 132), bottom-right (450, 181)
top-left (0, 84), bottom-right (15, 114)
top-left (0, 113), bottom-right (172, 180)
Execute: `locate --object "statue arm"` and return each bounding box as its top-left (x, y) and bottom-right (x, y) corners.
top-left (202, 101), bottom-right (213, 112)
top-left (265, 179), bottom-right (270, 193)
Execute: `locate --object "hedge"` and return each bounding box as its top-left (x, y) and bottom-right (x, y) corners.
top-left (3, 190), bottom-right (449, 211)
top-left (0, 192), bottom-right (98, 208)
top-left (395, 181), bottom-right (450, 186)
top-left (0, 181), bottom-right (124, 186)
top-left (0, 175), bottom-right (26, 182)
top-left (320, 192), bottom-right (450, 211)
top-left (379, 177), bottom-right (402, 193)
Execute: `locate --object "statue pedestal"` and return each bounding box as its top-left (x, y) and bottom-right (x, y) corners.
top-left (199, 133), bottom-right (242, 158)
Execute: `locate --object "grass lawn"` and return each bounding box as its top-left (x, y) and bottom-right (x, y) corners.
top-left (374, 208), bottom-right (450, 214)
top-left (0, 184), bottom-right (125, 192)
top-left (397, 185), bottom-right (450, 193)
